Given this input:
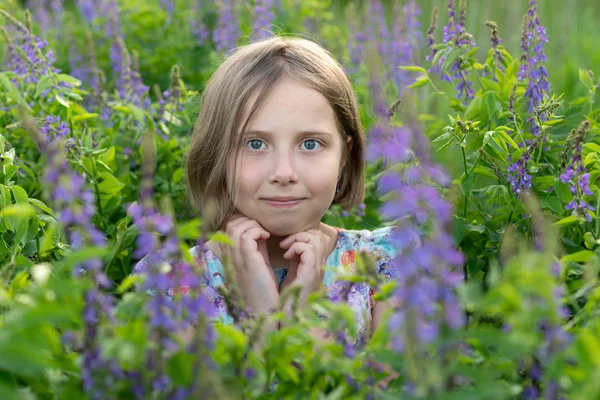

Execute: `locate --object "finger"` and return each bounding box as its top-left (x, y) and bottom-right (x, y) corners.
top-left (228, 219), bottom-right (264, 242)
top-left (239, 226), bottom-right (270, 255)
top-left (283, 242), bottom-right (315, 262)
top-left (280, 231), bottom-right (320, 248)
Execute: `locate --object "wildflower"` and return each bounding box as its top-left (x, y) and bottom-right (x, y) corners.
top-left (559, 120), bottom-right (595, 221)
top-left (425, 7), bottom-right (438, 63)
top-left (389, 0), bottom-right (421, 92)
top-left (110, 37), bottom-right (150, 108)
top-left (0, 10), bottom-right (60, 87)
top-left (191, 1), bottom-right (210, 45)
top-left (252, 0), bottom-right (275, 41)
top-left (433, 0), bottom-right (475, 101)
top-left (442, 0), bottom-right (458, 44)
top-left (518, 1), bottom-right (550, 115)
top-left (130, 132), bottom-right (217, 396)
top-left (159, 0), bottom-right (175, 17)
top-left (484, 20), bottom-right (505, 77)
top-left (76, 0), bottom-right (96, 22)
top-left (20, 107), bottom-right (118, 400)
top-left (366, 71), bottom-right (464, 361)
top-left (158, 65), bottom-right (184, 131)
top-left (507, 126), bottom-right (550, 194)
top-left (213, 0), bottom-right (239, 52)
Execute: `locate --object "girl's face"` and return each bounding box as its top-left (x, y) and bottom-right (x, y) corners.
top-left (227, 78), bottom-right (346, 236)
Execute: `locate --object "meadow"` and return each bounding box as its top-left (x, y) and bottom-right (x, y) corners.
top-left (1, 0), bottom-right (600, 398)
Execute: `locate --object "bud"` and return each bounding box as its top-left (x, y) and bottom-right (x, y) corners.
top-left (32, 262), bottom-right (52, 285)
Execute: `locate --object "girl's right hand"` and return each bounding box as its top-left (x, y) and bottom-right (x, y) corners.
top-left (220, 214), bottom-right (280, 315)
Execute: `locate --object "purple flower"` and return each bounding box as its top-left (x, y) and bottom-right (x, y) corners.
top-left (507, 126), bottom-right (551, 194)
top-left (76, 0), bottom-right (96, 22)
top-left (251, 0), bottom-right (275, 41)
top-left (158, 65), bottom-right (185, 130)
top-left (159, 0), bottom-right (175, 17)
top-left (110, 37), bottom-right (150, 108)
top-left (0, 11), bottom-right (61, 89)
top-left (485, 20), bottom-right (505, 78)
top-left (366, 72), bottom-right (465, 360)
top-left (21, 111), bottom-right (117, 398)
top-left (518, 1), bottom-right (550, 116)
top-left (388, 0), bottom-right (421, 92)
top-left (431, 0), bottom-right (475, 101)
top-left (213, 0), bottom-right (239, 52)
top-left (191, 1), bottom-right (210, 45)
top-left (425, 7), bottom-right (438, 63)
top-left (558, 121), bottom-right (594, 220)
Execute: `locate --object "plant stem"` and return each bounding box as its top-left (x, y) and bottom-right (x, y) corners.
top-left (461, 147), bottom-right (469, 219)
top-left (596, 193), bottom-right (600, 238)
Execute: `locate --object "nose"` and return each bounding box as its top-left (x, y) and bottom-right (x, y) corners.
top-left (268, 149), bottom-right (298, 185)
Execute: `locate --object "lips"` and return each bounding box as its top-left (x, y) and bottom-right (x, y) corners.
top-left (262, 197), bottom-right (305, 208)
top-left (263, 197), bottom-right (304, 201)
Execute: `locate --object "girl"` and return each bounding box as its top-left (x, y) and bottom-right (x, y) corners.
top-left (136, 36), bottom-right (398, 346)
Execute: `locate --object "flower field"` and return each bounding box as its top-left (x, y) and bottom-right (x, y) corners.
top-left (1, 0), bottom-right (600, 398)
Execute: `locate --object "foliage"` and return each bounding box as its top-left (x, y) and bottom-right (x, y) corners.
top-left (0, 1), bottom-right (600, 399)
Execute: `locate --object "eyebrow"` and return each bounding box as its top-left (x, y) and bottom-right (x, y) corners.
top-left (242, 129), bottom-right (334, 138)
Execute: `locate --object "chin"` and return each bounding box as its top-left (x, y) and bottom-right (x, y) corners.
top-left (260, 218), bottom-right (301, 237)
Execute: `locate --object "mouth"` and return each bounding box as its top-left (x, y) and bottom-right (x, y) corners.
top-left (262, 197), bottom-right (305, 208)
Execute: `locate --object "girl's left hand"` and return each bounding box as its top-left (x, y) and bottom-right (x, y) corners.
top-left (278, 229), bottom-right (332, 307)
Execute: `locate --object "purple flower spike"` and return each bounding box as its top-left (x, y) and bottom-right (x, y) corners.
top-left (518, 1), bottom-right (550, 117)
top-left (252, 0), bottom-right (275, 41)
top-left (213, 0), bottom-right (240, 52)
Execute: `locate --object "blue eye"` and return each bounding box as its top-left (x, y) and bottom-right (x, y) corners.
top-left (246, 139), bottom-right (266, 150)
top-left (301, 139), bottom-right (322, 151)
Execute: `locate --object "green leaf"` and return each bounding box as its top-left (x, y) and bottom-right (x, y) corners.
top-left (473, 166), bottom-right (499, 179)
top-left (496, 129), bottom-right (519, 149)
top-left (553, 181), bottom-right (573, 203)
top-left (35, 75), bottom-right (55, 98)
top-left (0, 185), bottom-right (10, 208)
top-left (0, 73), bottom-right (30, 110)
top-left (398, 66), bottom-right (428, 74)
top-left (553, 216), bottom-right (579, 226)
top-left (584, 143), bottom-right (600, 154)
top-left (464, 96), bottom-right (483, 121)
top-left (55, 93), bottom-right (70, 108)
top-left (0, 337), bottom-right (54, 378)
top-left (72, 113), bottom-right (99, 123)
top-left (10, 186), bottom-right (28, 204)
top-left (0, 379), bottom-right (19, 400)
top-left (57, 74), bottom-right (82, 87)
top-left (167, 351), bottom-right (195, 387)
top-left (2, 165), bottom-right (19, 183)
top-left (407, 74), bottom-right (430, 89)
top-left (484, 91), bottom-right (502, 120)
top-left (541, 196), bottom-right (563, 214)
top-left (561, 250), bottom-right (595, 263)
top-left (97, 171), bottom-right (124, 195)
top-left (98, 146), bottom-right (116, 165)
top-left (460, 172), bottom-right (477, 196)
top-left (28, 198), bottom-right (55, 216)
top-left (116, 274), bottom-right (142, 294)
top-left (209, 231), bottom-right (235, 247)
top-left (480, 78), bottom-right (501, 93)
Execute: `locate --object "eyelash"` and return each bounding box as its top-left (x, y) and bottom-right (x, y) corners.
top-left (245, 139), bottom-right (324, 151)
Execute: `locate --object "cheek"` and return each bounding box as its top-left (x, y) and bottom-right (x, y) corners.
top-left (233, 159), bottom-right (265, 194)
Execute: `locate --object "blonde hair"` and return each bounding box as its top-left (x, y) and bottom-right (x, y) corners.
top-left (186, 36), bottom-right (365, 232)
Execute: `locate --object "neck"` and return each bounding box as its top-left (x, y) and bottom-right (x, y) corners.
top-left (266, 222), bottom-right (339, 269)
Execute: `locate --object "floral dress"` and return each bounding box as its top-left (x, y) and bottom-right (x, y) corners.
top-left (134, 226), bottom-right (398, 345)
